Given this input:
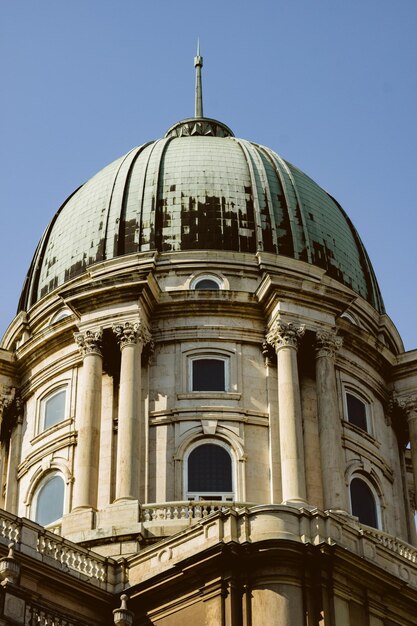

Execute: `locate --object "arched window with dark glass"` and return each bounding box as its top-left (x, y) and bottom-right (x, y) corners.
top-left (191, 274), bottom-right (222, 290)
top-left (34, 474), bottom-right (65, 526)
top-left (350, 477), bottom-right (379, 528)
top-left (187, 443), bottom-right (234, 501)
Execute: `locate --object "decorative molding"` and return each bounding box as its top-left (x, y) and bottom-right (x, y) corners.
top-left (112, 321), bottom-right (151, 350)
top-left (266, 320), bottom-right (305, 351)
top-left (315, 329), bottom-right (343, 359)
top-left (398, 396), bottom-right (417, 421)
top-left (74, 329), bottom-right (102, 357)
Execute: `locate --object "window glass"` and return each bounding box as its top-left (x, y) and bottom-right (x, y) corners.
top-left (346, 392), bottom-right (368, 431)
top-left (44, 389), bottom-right (66, 430)
top-left (194, 278), bottom-right (220, 290)
top-left (350, 477), bottom-right (378, 528)
top-left (188, 444), bottom-right (232, 494)
top-left (192, 358), bottom-right (225, 391)
top-left (35, 475), bottom-right (65, 526)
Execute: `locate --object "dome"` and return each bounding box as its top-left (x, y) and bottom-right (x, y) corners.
top-left (18, 120), bottom-right (384, 314)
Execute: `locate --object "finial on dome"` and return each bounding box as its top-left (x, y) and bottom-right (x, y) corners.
top-left (194, 39), bottom-right (203, 118)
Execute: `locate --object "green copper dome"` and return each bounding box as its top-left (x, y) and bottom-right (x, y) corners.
top-left (18, 120), bottom-right (384, 313)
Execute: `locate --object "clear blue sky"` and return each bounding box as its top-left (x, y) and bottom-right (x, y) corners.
top-left (1, 1), bottom-right (416, 349)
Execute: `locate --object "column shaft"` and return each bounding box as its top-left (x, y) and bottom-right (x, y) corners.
top-left (251, 583), bottom-right (304, 626)
top-left (116, 340), bottom-right (142, 500)
top-left (406, 401), bottom-right (417, 497)
top-left (267, 320), bottom-right (306, 504)
top-left (73, 331), bottom-right (102, 510)
top-left (277, 344), bottom-right (306, 502)
top-left (315, 331), bottom-right (347, 511)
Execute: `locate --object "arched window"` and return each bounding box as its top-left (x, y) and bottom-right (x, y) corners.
top-left (34, 474), bottom-right (65, 526)
top-left (42, 388), bottom-right (66, 431)
top-left (190, 274), bottom-right (223, 290)
top-left (350, 477), bottom-right (379, 528)
top-left (186, 443), bottom-right (234, 501)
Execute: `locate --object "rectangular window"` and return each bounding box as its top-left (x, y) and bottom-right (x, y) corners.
top-left (346, 392), bottom-right (368, 432)
top-left (191, 358), bottom-right (226, 391)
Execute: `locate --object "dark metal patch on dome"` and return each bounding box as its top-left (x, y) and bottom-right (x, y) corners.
top-left (64, 258), bottom-right (87, 283)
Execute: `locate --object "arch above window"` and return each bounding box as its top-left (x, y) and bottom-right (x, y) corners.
top-left (349, 476), bottom-right (380, 529)
top-left (34, 474), bottom-right (65, 527)
top-left (50, 309), bottom-right (71, 325)
top-left (190, 274), bottom-right (224, 290)
top-left (185, 441), bottom-right (234, 501)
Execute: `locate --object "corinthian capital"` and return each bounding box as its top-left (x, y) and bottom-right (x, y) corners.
top-left (74, 329), bottom-right (103, 357)
top-left (315, 330), bottom-right (343, 359)
top-left (398, 396), bottom-right (417, 420)
top-left (112, 321), bottom-right (151, 349)
top-left (266, 319), bottom-right (305, 351)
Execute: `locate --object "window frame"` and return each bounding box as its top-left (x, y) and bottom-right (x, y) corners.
top-left (32, 472), bottom-right (66, 528)
top-left (190, 273), bottom-right (224, 291)
top-left (349, 474), bottom-right (382, 529)
top-left (188, 355), bottom-right (229, 393)
top-left (184, 439), bottom-right (235, 501)
top-left (343, 387), bottom-right (372, 435)
top-left (39, 386), bottom-right (68, 433)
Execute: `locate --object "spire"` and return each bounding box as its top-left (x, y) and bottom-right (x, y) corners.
top-left (194, 39), bottom-right (203, 118)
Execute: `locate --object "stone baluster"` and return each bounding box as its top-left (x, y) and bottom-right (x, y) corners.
top-left (315, 330), bottom-right (347, 511)
top-left (113, 321), bottom-right (150, 501)
top-left (266, 320), bottom-right (306, 504)
top-left (72, 329), bottom-right (103, 510)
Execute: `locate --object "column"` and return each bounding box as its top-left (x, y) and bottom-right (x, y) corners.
top-left (251, 582), bottom-right (304, 625)
top-left (403, 396), bottom-right (417, 498)
top-left (72, 329), bottom-right (103, 510)
top-left (315, 330), bottom-right (348, 511)
top-left (113, 321), bottom-right (149, 501)
top-left (3, 394), bottom-right (23, 514)
top-left (266, 319), bottom-right (306, 504)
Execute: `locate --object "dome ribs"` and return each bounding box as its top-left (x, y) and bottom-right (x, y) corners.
top-left (19, 129), bottom-right (384, 314)
top-left (262, 147), bottom-right (311, 263)
top-left (111, 144), bottom-right (153, 257)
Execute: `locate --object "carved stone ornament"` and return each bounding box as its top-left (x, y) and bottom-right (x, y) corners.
top-left (74, 329), bottom-right (103, 357)
top-left (0, 543), bottom-right (20, 586)
top-left (113, 594), bottom-right (134, 626)
top-left (315, 330), bottom-right (343, 359)
top-left (398, 396), bottom-right (417, 420)
top-left (112, 321), bottom-right (151, 349)
top-left (266, 320), bottom-right (305, 351)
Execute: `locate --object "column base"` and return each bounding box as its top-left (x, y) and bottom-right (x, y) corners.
top-left (61, 508), bottom-right (96, 537)
top-left (281, 499), bottom-right (317, 512)
top-left (96, 499), bottom-right (140, 528)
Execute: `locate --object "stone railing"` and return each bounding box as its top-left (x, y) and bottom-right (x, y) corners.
top-left (0, 509), bottom-right (120, 590)
top-left (141, 501), bottom-right (252, 522)
top-left (37, 531), bottom-right (108, 582)
top-left (26, 603), bottom-right (89, 626)
top-left (0, 511), bottom-right (21, 543)
top-left (361, 526), bottom-right (417, 564)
